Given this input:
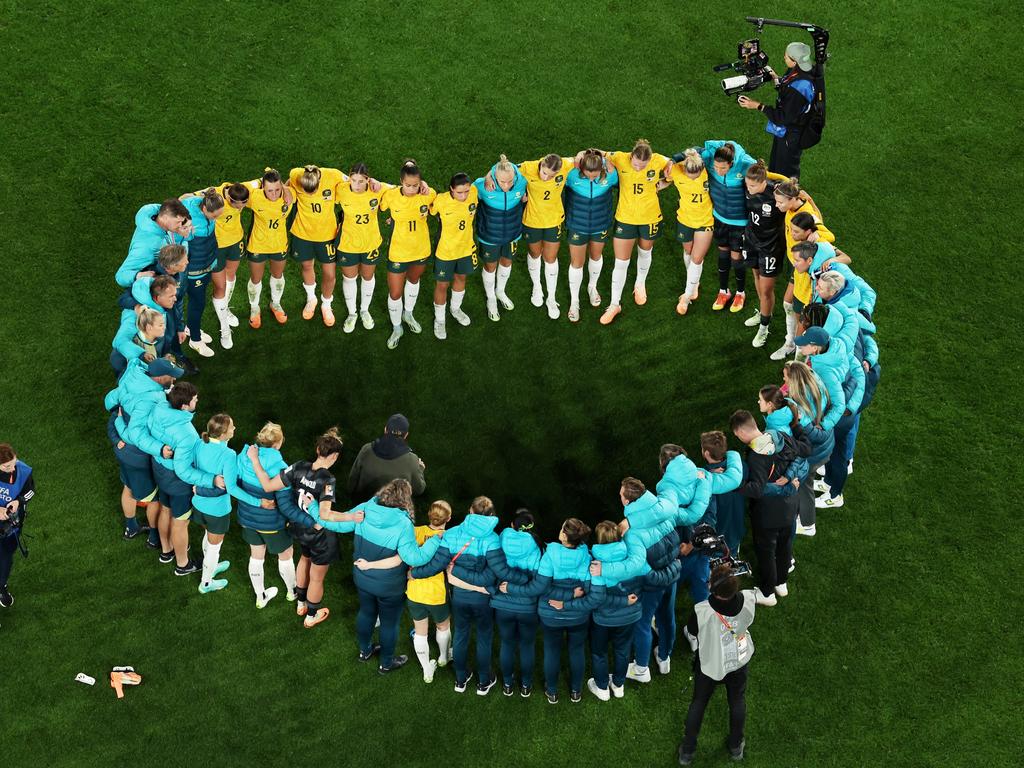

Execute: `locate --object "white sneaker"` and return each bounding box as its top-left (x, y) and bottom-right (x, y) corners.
top-left (433, 321), bottom-right (446, 340)
top-left (403, 311), bottom-right (421, 334)
top-left (386, 327), bottom-right (404, 350)
top-left (744, 310), bottom-right (761, 328)
top-left (586, 677), bottom-right (610, 701)
top-left (531, 285), bottom-right (544, 307)
top-left (683, 627), bottom-right (698, 653)
top-left (816, 464), bottom-right (826, 477)
top-left (775, 583), bottom-right (789, 598)
top-left (567, 303), bottom-right (580, 323)
top-left (189, 329), bottom-right (212, 344)
top-left (847, 459), bottom-right (854, 476)
top-left (609, 676), bottom-right (624, 699)
top-left (813, 479), bottom-right (831, 494)
top-left (225, 309), bottom-right (239, 328)
top-left (587, 285), bottom-right (601, 307)
top-left (770, 342), bottom-right (796, 361)
top-left (256, 586), bottom-right (279, 609)
top-left (487, 300), bottom-right (500, 322)
top-left (755, 590), bottom-right (778, 606)
top-left (359, 310), bottom-right (375, 330)
top-left (815, 493), bottom-right (844, 509)
top-left (789, 558), bottom-right (796, 574)
top-left (450, 307), bottom-right (471, 326)
top-left (342, 313), bottom-right (358, 334)
top-left (423, 659), bottom-right (438, 684)
top-left (219, 328), bottom-right (233, 350)
top-left (497, 293), bottom-right (515, 311)
top-left (656, 654), bottom-right (671, 675)
top-left (796, 523), bottom-right (817, 537)
top-left (752, 325), bottom-right (769, 348)
top-left (546, 300), bottom-right (559, 320)
top-left (188, 339), bottom-right (215, 358)
top-left (625, 663), bottom-right (651, 683)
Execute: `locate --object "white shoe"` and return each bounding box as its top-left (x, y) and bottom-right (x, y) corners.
top-left (225, 309), bottom-right (239, 328)
top-left (546, 300), bottom-right (560, 320)
top-left (656, 654), bottom-right (671, 675)
top-left (423, 659), bottom-right (438, 684)
top-left (796, 522), bottom-right (817, 537)
top-left (586, 677), bottom-right (610, 701)
top-left (587, 285), bottom-right (601, 307)
top-left (531, 285), bottom-right (544, 307)
top-left (815, 493), bottom-right (844, 509)
top-left (403, 311), bottom-right (421, 334)
top-left (609, 676), bottom-right (624, 699)
top-left (816, 464), bottom-right (826, 477)
top-left (497, 293), bottom-right (515, 311)
top-left (219, 328), bottom-right (233, 350)
top-left (775, 583), bottom-right (789, 598)
top-left (813, 479), bottom-right (831, 494)
top-left (752, 325), bottom-right (769, 348)
top-left (770, 342), bottom-right (796, 361)
top-left (360, 310), bottom-right (375, 330)
top-left (625, 663), bottom-right (651, 683)
top-left (434, 321), bottom-right (446, 340)
top-left (188, 340), bottom-right (215, 358)
top-left (789, 558), bottom-right (796, 574)
top-left (755, 590), bottom-right (778, 606)
top-left (683, 627), bottom-right (698, 653)
top-left (487, 300), bottom-right (500, 322)
top-left (387, 327), bottom-right (404, 350)
top-left (342, 313), bottom-right (358, 334)
top-left (450, 307), bottom-right (471, 326)
top-left (256, 586), bottom-right (279, 609)
top-left (744, 310), bottom-right (761, 328)
top-left (847, 459), bottom-right (854, 476)
top-left (567, 303), bottom-right (580, 323)
top-left (199, 329), bottom-right (213, 343)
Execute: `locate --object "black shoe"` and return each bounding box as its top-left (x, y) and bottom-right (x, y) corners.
top-left (378, 655), bottom-right (408, 675)
top-left (502, 683), bottom-right (514, 697)
top-left (358, 644), bottom-right (381, 663)
top-left (158, 550), bottom-right (175, 564)
top-left (678, 745), bottom-right (695, 765)
top-left (144, 537), bottom-right (160, 550)
top-left (520, 684), bottom-right (532, 698)
top-left (454, 671), bottom-right (474, 693)
top-left (729, 739), bottom-right (746, 761)
top-left (570, 690), bottom-right (582, 704)
top-left (545, 690), bottom-right (558, 705)
top-left (123, 525), bottom-right (141, 540)
top-left (476, 678), bottom-right (496, 696)
top-left (0, 589), bottom-right (12, 608)
top-left (173, 560), bottom-right (200, 576)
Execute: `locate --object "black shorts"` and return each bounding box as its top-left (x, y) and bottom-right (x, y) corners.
top-left (744, 240), bottom-right (785, 278)
top-left (713, 220), bottom-right (744, 253)
top-left (292, 525), bottom-right (339, 566)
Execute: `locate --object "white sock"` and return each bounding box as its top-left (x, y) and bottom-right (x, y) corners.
top-left (360, 276), bottom-right (375, 312)
top-left (436, 628), bottom-right (451, 661)
top-left (302, 282), bottom-right (316, 303)
top-left (482, 269), bottom-right (496, 301)
top-left (433, 302), bottom-right (445, 324)
top-left (568, 265), bottom-right (583, 305)
top-left (686, 261), bottom-right (704, 298)
top-left (201, 535), bottom-right (209, 557)
top-left (248, 557), bottom-right (265, 599)
top-left (225, 278), bottom-right (236, 303)
top-left (247, 280), bottom-right (262, 312)
top-left (683, 250), bottom-right (692, 269)
top-left (527, 255), bottom-right (542, 291)
top-left (277, 556), bottom-right (297, 595)
top-left (342, 276), bottom-right (358, 315)
top-left (610, 259), bottom-right (629, 306)
top-left (784, 301), bottom-right (796, 344)
top-left (587, 257), bottom-right (604, 291)
top-left (387, 296), bottom-right (403, 328)
top-left (403, 281), bottom-right (420, 313)
top-left (544, 260), bottom-right (558, 298)
top-left (413, 633), bottom-right (432, 672)
top-left (496, 263), bottom-right (512, 297)
top-left (269, 276), bottom-right (285, 309)
top-left (635, 247), bottom-right (653, 287)
top-left (212, 296), bottom-right (229, 329)
top-left (201, 539), bottom-right (222, 586)
top-left (451, 289), bottom-right (465, 312)
top-left (321, 294), bottom-right (333, 307)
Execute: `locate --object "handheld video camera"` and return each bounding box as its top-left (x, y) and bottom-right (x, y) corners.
top-left (690, 523), bottom-right (730, 558)
top-left (715, 17), bottom-right (830, 96)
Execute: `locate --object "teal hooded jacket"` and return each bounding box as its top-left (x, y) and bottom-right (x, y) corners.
top-left (505, 542), bottom-right (595, 626)
top-left (488, 528), bottom-right (543, 615)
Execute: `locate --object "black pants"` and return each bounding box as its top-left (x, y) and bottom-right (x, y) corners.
top-left (186, 271), bottom-right (213, 339)
top-left (0, 533), bottom-right (18, 589)
top-left (682, 657), bottom-right (748, 752)
top-left (769, 130), bottom-right (804, 178)
top-left (752, 523), bottom-right (793, 596)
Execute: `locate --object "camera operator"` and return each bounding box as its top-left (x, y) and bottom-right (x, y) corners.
top-left (677, 563), bottom-right (757, 765)
top-left (737, 42), bottom-right (816, 177)
top-left (0, 443), bottom-right (34, 609)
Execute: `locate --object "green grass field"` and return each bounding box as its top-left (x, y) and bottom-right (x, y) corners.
top-left (2, 1), bottom-right (1020, 766)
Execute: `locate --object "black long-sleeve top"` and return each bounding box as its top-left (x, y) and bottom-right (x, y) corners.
top-left (761, 68), bottom-right (815, 128)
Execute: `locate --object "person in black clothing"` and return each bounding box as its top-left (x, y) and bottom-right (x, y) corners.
top-left (0, 443), bottom-right (34, 609)
top-left (347, 413), bottom-right (427, 501)
top-left (737, 42), bottom-right (818, 177)
top-left (729, 410), bottom-right (807, 607)
top-left (740, 160), bottom-right (787, 349)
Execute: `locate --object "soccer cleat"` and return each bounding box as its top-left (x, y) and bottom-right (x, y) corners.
top-left (476, 678), bottom-right (497, 696)
top-left (676, 293), bottom-right (690, 316)
top-left (303, 607), bottom-right (330, 628)
top-left (587, 678), bottom-right (610, 701)
top-left (174, 560), bottom-right (200, 577)
top-left (188, 340), bottom-right (215, 358)
top-left (403, 311), bottom-right (421, 334)
top-left (744, 310), bottom-right (762, 327)
top-left (256, 586), bottom-right (279, 609)
top-left (378, 655), bottom-right (408, 675)
top-left (225, 309), bottom-right (239, 328)
top-left (487, 300), bottom-right (501, 322)
top-left (570, 690), bottom-right (582, 704)
top-left (816, 493), bottom-right (845, 509)
top-left (109, 669), bottom-right (143, 699)
top-left (520, 684), bottom-right (532, 698)
top-left (770, 342), bottom-right (796, 361)
top-left (296, 601), bottom-right (307, 617)
top-left (546, 300), bottom-right (560, 320)
top-left (434, 321), bottom-right (447, 340)
top-left (502, 683), bottom-right (514, 697)
top-left (423, 659), bottom-right (438, 684)
top-left (285, 589), bottom-right (297, 602)
top-left (454, 671), bottom-right (474, 694)
top-left (587, 285), bottom-right (602, 307)
top-left (545, 691), bottom-right (558, 705)
top-left (219, 328), bottom-right (233, 350)
top-left (633, 284), bottom-right (647, 306)
top-left (609, 677), bottom-right (624, 699)
top-left (386, 327), bottom-right (404, 350)
top-left (359, 310), bottom-right (375, 330)
top-left (497, 293), bottom-right (515, 311)
top-left (775, 582), bottom-right (789, 598)
top-left (358, 644), bottom-right (381, 663)
top-left (0, 588), bottom-right (13, 608)
top-left (796, 522), bottom-right (817, 537)
top-left (249, 312), bottom-right (262, 330)
top-left (342, 313), bottom-right (357, 333)
top-left (271, 306), bottom-right (288, 324)
top-left (656, 654), bottom-right (671, 675)
top-left (321, 304), bottom-right (336, 328)
top-left (813, 479), bottom-right (831, 494)
top-left (626, 663), bottom-right (651, 683)
top-left (730, 291), bottom-right (746, 313)
top-left (212, 561), bottom-right (230, 577)
top-left (567, 303), bottom-right (580, 323)
top-left (752, 325), bottom-right (770, 348)
top-left (756, 589), bottom-right (778, 606)
top-left (450, 307), bottom-right (471, 326)
top-left (123, 524), bottom-right (140, 540)
top-left (530, 285), bottom-right (544, 307)
top-left (599, 305), bottom-right (621, 325)
top-left (158, 551), bottom-right (174, 564)
top-left (712, 290), bottom-right (732, 311)
top-left (198, 578), bottom-right (228, 595)
top-left (302, 300), bottom-right (317, 321)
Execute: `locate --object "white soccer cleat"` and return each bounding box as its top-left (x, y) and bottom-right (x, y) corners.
top-left (256, 586), bottom-right (279, 609)
top-left (530, 285), bottom-right (544, 308)
top-left (423, 659), bottom-right (438, 684)
top-left (360, 311), bottom-right (375, 330)
top-left (774, 583), bottom-right (789, 598)
top-left (755, 590), bottom-right (778, 606)
top-left (450, 307), bottom-right (471, 327)
top-left (567, 304), bottom-right (580, 323)
top-left (403, 311), bottom-right (421, 334)
top-left (744, 311), bottom-right (762, 328)
top-left (433, 321), bottom-right (447, 340)
top-left (386, 327), bottom-right (404, 350)
top-left (625, 663), bottom-right (651, 683)
top-left (769, 342), bottom-right (796, 361)
top-left (219, 328), bottom-right (233, 350)
top-left (752, 325), bottom-right (770, 348)
top-left (487, 300), bottom-right (501, 322)
top-left (587, 286), bottom-right (602, 307)
top-left (343, 314), bottom-right (358, 334)
top-left (546, 300), bottom-right (560, 320)
top-left (497, 293), bottom-right (515, 311)
top-left (225, 309), bottom-right (239, 328)
top-left (815, 493), bottom-right (844, 509)
top-left (188, 340), bottom-right (215, 358)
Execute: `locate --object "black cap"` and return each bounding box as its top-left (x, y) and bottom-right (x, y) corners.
top-left (386, 413), bottom-right (410, 435)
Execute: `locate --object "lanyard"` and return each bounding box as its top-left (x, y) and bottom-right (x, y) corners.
top-left (715, 611), bottom-right (738, 639)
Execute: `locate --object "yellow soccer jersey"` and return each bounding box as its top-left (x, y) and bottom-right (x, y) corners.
top-left (406, 526), bottom-right (446, 605)
top-left (380, 187), bottom-right (436, 262)
top-left (785, 197), bottom-right (836, 304)
top-left (193, 182), bottom-right (249, 247)
top-left (287, 167), bottom-right (345, 242)
top-left (336, 182), bottom-right (385, 254)
top-left (520, 157), bottom-right (574, 228)
top-left (668, 166), bottom-right (714, 228)
top-left (609, 151), bottom-right (669, 225)
top-left (245, 182), bottom-right (294, 254)
top-left (431, 187), bottom-right (478, 261)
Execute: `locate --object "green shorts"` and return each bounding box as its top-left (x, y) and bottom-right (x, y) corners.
top-left (675, 221), bottom-right (714, 244)
top-left (215, 241), bottom-right (244, 271)
top-left (191, 509), bottom-right (231, 535)
top-left (434, 254), bottom-right (479, 281)
top-left (338, 248), bottom-right (380, 267)
top-left (246, 250), bottom-right (287, 264)
top-left (791, 296), bottom-right (806, 314)
top-left (613, 220), bottom-right (662, 241)
top-left (567, 228), bottom-right (610, 245)
top-left (479, 240), bottom-right (518, 264)
top-left (407, 599), bottom-right (450, 623)
top-left (291, 236), bottom-right (339, 264)
top-left (522, 224), bottom-right (563, 244)
top-left (387, 257), bottom-right (429, 274)
top-left (241, 527), bottom-right (293, 555)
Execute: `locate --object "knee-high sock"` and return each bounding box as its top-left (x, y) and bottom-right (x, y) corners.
top-left (482, 269), bottom-right (497, 301)
top-left (269, 275), bottom-right (285, 308)
top-left (544, 261), bottom-right (558, 298)
top-left (277, 556), bottom-right (296, 596)
top-left (387, 296), bottom-right (403, 328)
top-left (247, 280), bottom-right (262, 312)
top-left (717, 251), bottom-right (731, 291)
top-left (683, 250), bottom-right (692, 269)
top-left (496, 263), bottom-right (512, 297)
top-left (635, 247), bottom-right (653, 287)
top-left (212, 296), bottom-right (229, 329)
top-left (610, 259), bottom-right (629, 306)
top-left (225, 278), bottom-right (236, 303)
top-left (784, 301), bottom-right (796, 344)
top-left (732, 259), bottom-right (746, 293)
top-left (360, 276), bottom-right (375, 312)
top-left (201, 539), bottom-right (222, 586)
top-left (686, 261), bottom-right (703, 298)
top-left (451, 289), bottom-right (465, 312)
top-left (403, 281), bottom-right (420, 313)
top-left (587, 257), bottom-right (604, 291)
top-left (436, 627), bottom-right (452, 660)
top-left (433, 302), bottom-right (446, 324)
top-left (248, 557), bottom-right (265, 598)
top-left (568, 265), bottom-right (584, 306)
top-left (527, 256), bottom-right (542, 291)
top-left (342, 276), bottom-right (358, 315)
top-left (413, 633), bottom-right (432, 672)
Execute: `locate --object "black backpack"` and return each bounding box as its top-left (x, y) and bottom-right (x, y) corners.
top-left (799, 66), bottom-right (826, 149)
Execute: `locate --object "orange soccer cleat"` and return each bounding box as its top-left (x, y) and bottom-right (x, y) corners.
top-left (599, 305), bottom-right (622, 326)
top-left (730, 292), bottom-right (746, 313)
top-left (110, 667), bottom-right (142, 699)
top-left (302, 300), bottom-right (317, 321)
top-left (633, 285), bottom-right (647, 306)
top-left (271, 306), bottom-right (288, 325)
top-left (676, 294), bottom-right (690, 316)
top-left (321, 304), bottom-right (336, 327)
top-left (303, 607), bottom-right (330, 628)
top-left (249, 311), bottom-right (262, 330)
top-left (712, 290), bottom-right (732, 311)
